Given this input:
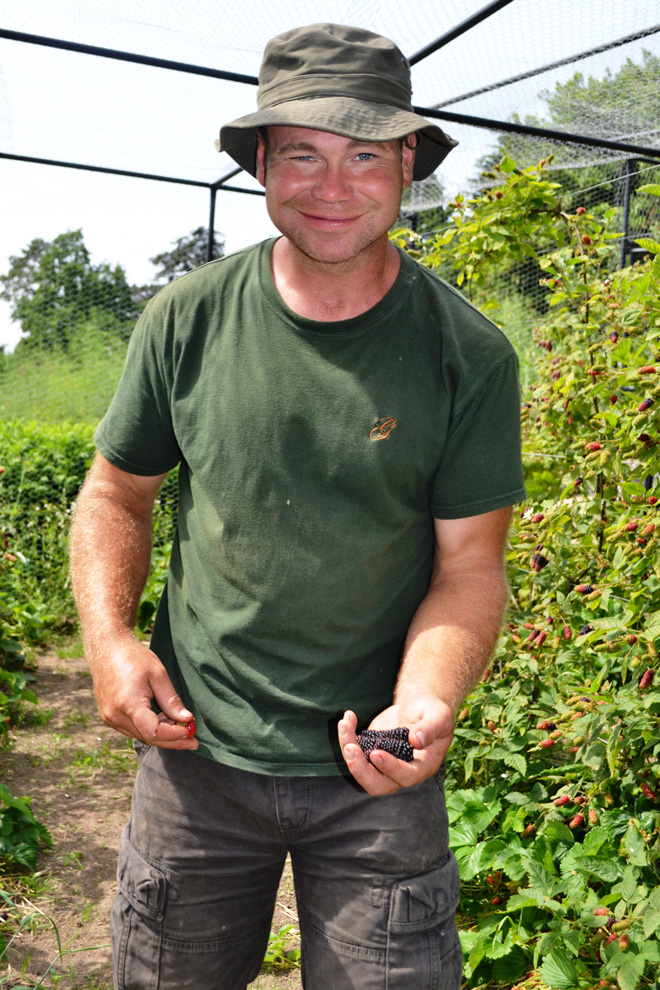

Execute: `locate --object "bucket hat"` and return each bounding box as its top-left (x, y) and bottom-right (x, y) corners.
top-left (217, 23), bottom-right (457, 181)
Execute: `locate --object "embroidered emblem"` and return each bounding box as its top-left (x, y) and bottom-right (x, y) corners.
top-left (369, 417), bottom-right (398, 441)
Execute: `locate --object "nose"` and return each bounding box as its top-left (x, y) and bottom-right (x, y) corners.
top-left (312, 163), bottom-right (352, 203)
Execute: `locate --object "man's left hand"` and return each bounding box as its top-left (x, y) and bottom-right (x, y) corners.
top-left (338, 691), bottom-right (454, 796)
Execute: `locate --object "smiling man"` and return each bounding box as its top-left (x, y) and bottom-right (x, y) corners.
top-left (69, 23), bottom-right (526, 990)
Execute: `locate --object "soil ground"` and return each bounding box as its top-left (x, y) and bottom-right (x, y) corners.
top-left (0, 651), bottom-right (303, 990)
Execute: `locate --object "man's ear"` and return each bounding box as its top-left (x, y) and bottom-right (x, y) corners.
top-left (401, 133), bottom-right (417, 189)
top-left (255, 132), bottom-right (267, 187)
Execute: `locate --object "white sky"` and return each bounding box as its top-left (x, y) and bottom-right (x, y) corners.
top-left (1, 0), bottom-right (659, 350)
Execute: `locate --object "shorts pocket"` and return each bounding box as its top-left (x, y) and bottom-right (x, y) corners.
top-left (112, 825), bottom-right (169, 990)
top-left (386, 852), bottom-right (462, 990)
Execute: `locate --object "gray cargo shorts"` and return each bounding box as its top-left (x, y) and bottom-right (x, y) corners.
top-left (111, 744), bottom-right (462, 990)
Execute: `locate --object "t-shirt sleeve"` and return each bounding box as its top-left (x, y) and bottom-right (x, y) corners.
top-left (430, 350), bottom-right (526, 518)
top-left (94, 303), bottom-right (182, 476)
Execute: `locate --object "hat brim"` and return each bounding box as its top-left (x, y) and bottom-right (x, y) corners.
top-left (217, 96), bottom-right (457, 181)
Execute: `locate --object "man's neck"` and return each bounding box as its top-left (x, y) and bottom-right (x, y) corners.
top-left (270, 238), bottom-right (401, 322)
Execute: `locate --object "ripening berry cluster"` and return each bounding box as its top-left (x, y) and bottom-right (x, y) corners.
top-left (357, 727), bottom-right (414, 763)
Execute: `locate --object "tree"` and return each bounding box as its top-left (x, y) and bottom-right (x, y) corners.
top-left (132, 227), bottom-right (225, 304)
top-left (0, 230), bottom-right (139, 352)
top-left (477, 50), bottom-right (660, 224)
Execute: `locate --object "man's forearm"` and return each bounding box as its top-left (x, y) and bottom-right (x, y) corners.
top-left (69, 477), bottom-right (153, 662)
top-left (395, 566), bottom-right (508, 715)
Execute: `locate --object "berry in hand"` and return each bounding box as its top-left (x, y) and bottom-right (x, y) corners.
top-left (357, 727), bottom-right (414, 763)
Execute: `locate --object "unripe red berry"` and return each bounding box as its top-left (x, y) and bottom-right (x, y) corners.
top-left (625, 520), bottom-right (638, 532)
top-left (582, 235), bottom-right (592, 245)
top-left (639, 668), bottom-right (654, 689)
top-left (594, 907), bottom-right (608, 916)
top-left (650, 496), bottom-right (658, 505)
top-left (538, 738), bottom-right (555, 749)
top-left (575, 206), bottom-right (587, 215)
top-left (575, 584), bottom-right (593, 594)
top-left (619, 934), bottom-right (629, 951)
top-left (554, 795), bottom-right (571, 806)
top-left (638, 397), bottom-right (654, 412)
top-left (569, 813), bottom-right (585, 828)
top-left (639, 366), bottom-right (656, 374)
top-left (563, 625), bottom-right (572, 640)
top-left (532, 512), bottom-right (544, 523)
top-left (585, 441), bottom-right (602, 451)
top-left (589, 809), bottom-right (599, 824)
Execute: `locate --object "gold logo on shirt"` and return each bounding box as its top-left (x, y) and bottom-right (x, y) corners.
top-left (369, 418), bottom-right (398, 441)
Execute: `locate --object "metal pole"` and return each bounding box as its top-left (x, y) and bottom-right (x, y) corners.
top-left (408, 0), bottom-right (515, 65)
top-left (620, 159), bottom-right (636, 269)
top-left (207, 187), bottom-right (217, 263)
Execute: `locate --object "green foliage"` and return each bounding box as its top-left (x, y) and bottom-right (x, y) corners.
top-left (0, 421), bottom-right (178, 654)
top-left (407, 166), bottom-right (660, 988)
top-left (0, 230), bottom-right (139, 353)
top-left (0, 784), bottom-right (52, 872)
top-left (261, 925), bottom-right (301, 972)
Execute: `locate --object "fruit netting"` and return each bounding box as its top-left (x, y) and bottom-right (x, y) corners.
top-left (0, 0), bottom-right (659, 419)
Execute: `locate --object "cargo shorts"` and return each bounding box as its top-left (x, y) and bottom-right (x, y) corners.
top-left (111, 744), bottom-right (462, 990)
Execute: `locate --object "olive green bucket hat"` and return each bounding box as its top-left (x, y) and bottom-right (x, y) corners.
top-left (217, 23), bottom-right (457, 181)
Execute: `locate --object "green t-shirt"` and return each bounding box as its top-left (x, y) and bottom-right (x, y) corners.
top-left (95, 239), bottom-right (526, 775)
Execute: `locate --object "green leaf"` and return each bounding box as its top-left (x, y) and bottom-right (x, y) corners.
top-left (643, 908), bottom-right (660, 937)
top-left (625, 825), bottom-right (647, 866)
top-left (637, 183), bottom-right (660, 197)
top-left (540, 949), bottom-right (579, 989)
top-left (633, 237), bottom-right (660, 255)
top-left (617, 953), bottom-right (647, 990)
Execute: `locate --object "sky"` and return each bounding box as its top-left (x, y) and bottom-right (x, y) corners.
top-left (1, 0), bottom-right (659, 351)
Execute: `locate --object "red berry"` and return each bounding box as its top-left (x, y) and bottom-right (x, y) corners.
top-left (639, 366), bottom-right (656, 374)
top-left (625, 520), bottom-right (638, 532)
top-left (582, 235), bottom-right (592, 245)
top-left (589, 809), bottom-right (599, 824)
top-left (585, 441), bottom-right (602, 451)
top-left (594, 907), bottom-right (608, 916)
top-left (628, 634), bottom-right (638, 644)
top-left (569, 813), bottom-right (585, 828)
top-left (609, 331), bottom-right (618, 343)
top-left (609, 394), bottom-right (618, 404)
top-left (521, 823), bottom-right (535, 838)
top-left (538, 738), bottom-right (555, 749)
top-left (536, 631), bottom-right (547, 647)
top-left (641, 781), bottom-right (657, 800)
top-left (487, 720), bottom-right (497, 733)
top-left (575, 584), bottom-right (593, 594)
top-left (639, 668), bottom-right (655, 690)
top-left (573, 476), bottom-right (583, 487)
top-left (563, 625), bottom-right (572, 640)
top-left (531, 553), bottom-right (549, 572)
top-left (177, 719), bottom-right (197, 737)
top-left (532, 512), bottom-right (544, 523)
top-left (619, 934), bottom-right (629, 951)
top-left (650, 496), bottom-right (658, 505)
top-left (587, 367), bottom-right (598, 376)
top-left (638, 397), bottom-right (654, 412)
top-left (576, 206), bottom-right (587, 215)
top-left (491, 896), bottom-right (502, 905)
top-left (554, 795), bottom-right (571, 806)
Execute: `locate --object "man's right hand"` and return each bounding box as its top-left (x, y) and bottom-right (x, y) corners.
top-left (91, 636), bottom-right (199, 750)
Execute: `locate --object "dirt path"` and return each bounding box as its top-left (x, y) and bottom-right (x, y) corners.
top-left (0, 652), bottom-right (302, 989)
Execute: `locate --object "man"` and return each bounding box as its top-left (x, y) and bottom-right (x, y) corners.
top-left (69, 23), bottom-right (525, 990)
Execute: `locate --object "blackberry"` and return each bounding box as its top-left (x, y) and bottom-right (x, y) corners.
top-left (357, 727), bottom-right (414, 763)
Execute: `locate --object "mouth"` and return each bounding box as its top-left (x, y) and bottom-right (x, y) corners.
top-left (299, 212), bottom-right (360, 230)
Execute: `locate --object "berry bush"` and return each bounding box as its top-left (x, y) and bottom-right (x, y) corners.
top-left (400, 165), bottom-right (660, 989)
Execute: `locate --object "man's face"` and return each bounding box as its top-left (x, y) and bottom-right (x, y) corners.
top-left (255, 126), bottom-right (415, 267)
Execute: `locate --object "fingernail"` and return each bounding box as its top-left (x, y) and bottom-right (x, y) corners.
top-left (338, 721), bottom-right (347, 737)
top-left (371, 752), bottom-right (384, 767)
top-left (414, 731), bottom-right (426, 747)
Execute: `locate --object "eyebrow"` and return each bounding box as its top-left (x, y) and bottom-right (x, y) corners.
top-left (273, 138), bottom-right (388, 155)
